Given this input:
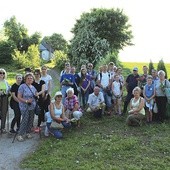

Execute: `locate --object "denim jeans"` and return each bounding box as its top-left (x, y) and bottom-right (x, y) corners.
top-left (46, 121), bottom-right (71, 139)
top-left (100, 89), bottom-right (112, 108)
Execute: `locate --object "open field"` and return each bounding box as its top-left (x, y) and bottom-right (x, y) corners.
top-left (121, 62), bottom-right (170, 78)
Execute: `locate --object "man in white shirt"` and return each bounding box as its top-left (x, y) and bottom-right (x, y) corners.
top-left (96, 64), bottom-right (112, 115)
top-left (86, 86), bottom-right (106, 118)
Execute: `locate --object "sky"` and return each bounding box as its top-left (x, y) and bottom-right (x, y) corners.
top-left (1, 0), bottom-right (170, 63)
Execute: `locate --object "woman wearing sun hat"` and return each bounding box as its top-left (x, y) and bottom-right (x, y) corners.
top-left (44, 91), bottom-right (71, 138)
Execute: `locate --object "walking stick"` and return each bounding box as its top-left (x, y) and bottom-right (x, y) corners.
top-left (6, 100), bottom-right (10, 132)
top-left (12, 131), bottom-right (18, 143)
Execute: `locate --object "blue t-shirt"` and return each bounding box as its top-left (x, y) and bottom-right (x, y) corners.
top-left (144, 84), bottom-right (154, 98)
top-left (60, 73), bottom-right (75, 84)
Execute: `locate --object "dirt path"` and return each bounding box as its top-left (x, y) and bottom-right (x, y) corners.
top-left (0, 68), bottom-right (60, 170)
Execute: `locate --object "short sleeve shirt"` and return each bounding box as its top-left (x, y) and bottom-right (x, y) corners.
top-left (18, 84), bottom-right (37, 111)
top-left (64, 95), bottom-right (81, 111)
top-left (41, 74), bottom-right (52, 91)
top-left (87, 92), bottom-right (104, 107)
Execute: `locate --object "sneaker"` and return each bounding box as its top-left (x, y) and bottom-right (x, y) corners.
top-left (17, 135), bottom-right (24, 142)
top-left (44, 126), bottom-right (49, 137)
top-left (34, 127), bottom-right (41, 133)
top-left (26, 133), bottom-right (33, 139)
top-left (71, 118), bottom-right (77, 123)
top-left (9, 129), bottom-right (16, 134)
top-left (1, 129), bottom-right (7, 134)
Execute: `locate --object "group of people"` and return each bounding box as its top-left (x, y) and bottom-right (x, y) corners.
top-left (59, 62), bottom-right (170, 125)
top-left (0, 62), bottom-right (170, 141)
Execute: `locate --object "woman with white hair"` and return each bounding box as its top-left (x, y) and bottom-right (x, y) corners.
top-left (126, 87), bottom-right (145, 126)
top-left (155, 70), bottom-right (170, 122)
top-left (0, 68), bottom-right (10, 133)
top-left (64, 88), bottom-right (82, 127)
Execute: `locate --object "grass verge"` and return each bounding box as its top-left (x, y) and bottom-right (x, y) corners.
top-left (21, 114), bottom-right (170, 170)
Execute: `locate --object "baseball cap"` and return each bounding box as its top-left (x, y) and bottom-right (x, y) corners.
top-left (133, 67), bottom-right (138, 71)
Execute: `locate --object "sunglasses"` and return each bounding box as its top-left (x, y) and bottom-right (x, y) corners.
top-left (0, 72), bottom-right (5, 75)
top-left (56, 95), bottom-right (62, 98)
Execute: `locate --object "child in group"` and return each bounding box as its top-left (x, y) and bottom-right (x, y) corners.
top-left (143, 75), bottom-right (155, 123)
top-left (112, 74), bottom-right (123, 115)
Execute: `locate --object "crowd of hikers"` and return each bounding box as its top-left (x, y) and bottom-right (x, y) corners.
top-left (0, 62), bottom-right (170, 141)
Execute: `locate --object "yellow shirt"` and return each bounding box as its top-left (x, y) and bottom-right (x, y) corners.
top-left (0, 81), bottom-right (7, 93)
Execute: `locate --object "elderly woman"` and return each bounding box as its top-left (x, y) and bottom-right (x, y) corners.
top-left (17, 73), bottom-right (38, 142)
top-left (155, 70), bottom-right (170, 122)
top-left (126, 87), bottom-right (145, 126)
top-left (0, 68), bottom-right (10, 133)
top-left (45, 91), bottom-right (71, 138)
top-left (9, 74), bottom-right (23, 133)
top-left (64, 88), bottom-right (82, 127)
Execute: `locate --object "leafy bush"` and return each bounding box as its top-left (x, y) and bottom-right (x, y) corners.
top-left (52, 50), bottom-right (69, 70)
top-left (12, 44), bottom-right (40, 69)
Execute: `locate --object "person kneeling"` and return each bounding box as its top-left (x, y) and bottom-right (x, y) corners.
top-left (86, 86), bottom-right (106, 118)
top-left (126, 87), bottom-right (145, 126)
top-left (45, 91), bottom-right (71, 139)
top-left (64, 88), bottom-right (83, 127)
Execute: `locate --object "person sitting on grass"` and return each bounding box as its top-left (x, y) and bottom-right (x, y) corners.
top-left (143, 75), bottom-right (155, 123)
top-left (126, 87), bottom-right (145, 126)
top-left (44, 91), bottom-right (71, 138)
top-left (64, 88), bottom-right (82, 127)
top-left (86, 86), bottom-right (105, 118)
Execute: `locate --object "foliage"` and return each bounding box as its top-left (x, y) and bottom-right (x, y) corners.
top-left (3, 16), bottom-right (29, 52)
top-left (3, 16), bottom-right (41, 53)
top-left (12, 45), bottom-right (40, 69)
top-left (29, 32), bottom-right (42, 46)
top-left (69, 8), bottom-right (133, 67)
top-left (51, 50), bottom-right (69, 70)
top-left (69, 30), bottom-right (110, 67)
top-left (157, 59), bottom-right (167, 78)
top-left (148, 59), bottom-right (155, 75)
top-left (0, 29), bottom-right (7, 41)
top-left (95, 51), bottom-right (121, 71)
top-left (0, 40), bottom-right (16, 64)
top-left (43, 33), bottom-right (68, 52)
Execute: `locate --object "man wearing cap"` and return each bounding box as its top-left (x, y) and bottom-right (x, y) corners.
top-left (123, 67), bottom-right (140, 114)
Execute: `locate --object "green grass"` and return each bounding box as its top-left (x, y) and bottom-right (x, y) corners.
top-left (21, 115), bottom-right (170, 170)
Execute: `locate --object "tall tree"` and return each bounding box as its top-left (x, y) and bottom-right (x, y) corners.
top-left (157, 59), bottom-right (167, 78)
top-left (148, 59), bottom-right (154, 75)
top-left (43, 33), bottom-right (68, 52)
top-left (0, 40), bottom-right (16, 64)
top-left (29, 32), bottom-right (42, 45)
top-left (69, 8), bottom-right (133, 66)
top-left (3, 16), bottom-right (29, 52)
